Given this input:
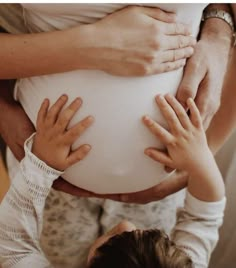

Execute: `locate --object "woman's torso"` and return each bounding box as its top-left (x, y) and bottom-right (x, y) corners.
top-left (16, 4), bottom-right (207, 193)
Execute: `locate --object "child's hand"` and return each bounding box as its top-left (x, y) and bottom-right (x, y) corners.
top-left (32, 95), bottom-right (94, 171)
top-left (143, 94), bottom-right (211, 175)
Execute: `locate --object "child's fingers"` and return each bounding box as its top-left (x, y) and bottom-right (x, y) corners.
top-left (142, 115), bottom-right (173, 145)
top-left (165, 94), bottom-right (191, 129)
top-left (36, 98), bottom-right (49, 128)
top-left (57, 97), bottom-right (82, 130)
top-left (64, 116), bottom-right (94, 144)
top-left (155, 95), bottom-right (183, 134)
top-left (47, 95), bottom-right (68, 125)
top-left (187, 98), bottom-right (202, 128)
top-left (67, 144), bottom-right (91, 166)
top-left (144, 148), bottom-right (175, 168)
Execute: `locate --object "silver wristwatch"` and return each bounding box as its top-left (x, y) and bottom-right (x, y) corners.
top-left (202, 9), bottom-right (236, 46)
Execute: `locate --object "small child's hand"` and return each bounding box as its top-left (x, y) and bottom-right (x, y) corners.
top-left (143, 94), bottom-right (211, 175)
top-left (32, 95), bottom-right (94, 171)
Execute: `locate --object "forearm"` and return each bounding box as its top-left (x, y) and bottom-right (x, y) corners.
top-left (0, 24), bottom-right (98, 79)
top-left (187, 152), bottom-right (225, 202)
top-left (206, 49), bottom-right (236, 154)
top-left (0, 135), bottom-right (61, 267)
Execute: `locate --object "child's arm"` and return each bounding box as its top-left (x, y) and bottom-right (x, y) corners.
top-left (0, 95), bottom-right (93, 268)
top-left (143, 94), bottom-right (225, 267)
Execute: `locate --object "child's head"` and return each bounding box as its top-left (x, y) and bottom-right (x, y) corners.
top-left (87, 221), bottom-right (193, 268)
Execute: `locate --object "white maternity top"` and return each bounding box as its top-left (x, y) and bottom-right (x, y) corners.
top-left (15, 4), bottom-right (207, 193)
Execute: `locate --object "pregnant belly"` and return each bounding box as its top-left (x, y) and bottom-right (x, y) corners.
top-left (16, 69), bottom-right (183, 193)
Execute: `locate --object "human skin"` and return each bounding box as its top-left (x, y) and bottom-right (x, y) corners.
top-left (89, 94), bottom-right (225, 263)
top-left (0, 42), bottom-right (234, 199)
top-left (177, 3), bottom-right (233, 129)
top-left (0, 6), bottom-right (195, 79)
top-left (32, 95), bottom-right (94, 170)
top-left (0, 4), bottom-right (233, 198)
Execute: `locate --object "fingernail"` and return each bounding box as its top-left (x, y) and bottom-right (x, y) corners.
top-left (187, 98), bottom-right (193, 105)
top-left (61, 94), bottom-right (68, 100)
top-left (187, 47), bottom-right (194, 56)
top-left (165, 93), bottom-right (173, 98)
top-left (142, 115), bottom-right (149, 122)
top-left (144, 149), bottom-right (151, 156)
top-left (83, 144), bottom-right (91, 152)
top-left (76, 97), bottom-right (82, 104)
top-left (87, 115), bottom-right (94, 122)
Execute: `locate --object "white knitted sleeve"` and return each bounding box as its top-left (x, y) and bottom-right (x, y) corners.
top-left (172, 191), bottom-right (226, 268)
top-left (0, 134), bottom-right (63, 268)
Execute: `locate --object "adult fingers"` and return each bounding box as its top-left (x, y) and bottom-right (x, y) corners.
top-left (56, 97), bottom-right (82, 130)
top-left (52, 177), bottom-right (94, 197)
top-left (176, 55), bottom-right (206, 109)
top-left (142, 7), bottom-right (176, 23)
top-left (165, 22), bottom-right (192, 35)
top-left (162, 35), bottom-right (196, 50)
top-left (142, 115), bottom-right (173, 145)
top-left (145, 148), bottom-right (175, 168)
top-left (162, 47), bottom-right (194, 63)
top-left (187, 98), bottom-right (202, 129)
top-left (46, 95), bottom-right (68, 125)
top-left (165, 94), bottom-right (191, 129)
top-left (65, 116), bottom-right (94, 144)
top-left (154, 59), bottom-right (186, 74)
top-left (66, 144), bottom-right (91, 166)
top-left (120, 170), bottom-right (188, 204)
top-left (36, 98), bottom-right (49, 128)
top-left (194, 74), bottom-right (219, 130)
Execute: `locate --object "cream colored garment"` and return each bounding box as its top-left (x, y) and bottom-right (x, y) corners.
top-left (0, 4), bottom-right (26, 33)
top-left (15, 3), bottom-right (207, 193)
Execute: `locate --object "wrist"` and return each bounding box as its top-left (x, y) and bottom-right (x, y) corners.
top-left (200, 5), bottom-right (234, 47)
top-left (187, 149), bottom-right (217, 178)
top-left (67, 24), bottom-right (105, 71)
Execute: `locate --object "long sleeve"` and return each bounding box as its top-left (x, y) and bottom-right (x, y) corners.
top-left (0, 134), bottom-right (63, 268)
top-left (172, 191), bottom-right (226, 268)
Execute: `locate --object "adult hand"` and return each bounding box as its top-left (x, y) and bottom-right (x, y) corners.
top-left (91, 6), bottom-right (196, 76)
top-left (177, 16), bottom-right (232, 129)
top-left (89, 170), bottom-right (188, 204)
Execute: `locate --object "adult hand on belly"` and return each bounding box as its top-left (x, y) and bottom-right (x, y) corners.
top-left (90, 6), bottom-right (196, 76)
top-left (176, 8), bottom-right (232, 129)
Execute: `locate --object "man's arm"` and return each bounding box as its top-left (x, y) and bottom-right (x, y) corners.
top-left (206, 44), bottom-right (236, 154)
top-left (177, 3), bottom-right (233, 129)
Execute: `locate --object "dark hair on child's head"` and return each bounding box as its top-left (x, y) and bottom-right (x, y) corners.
top-left (88, 229), bottom-right (193, 268)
